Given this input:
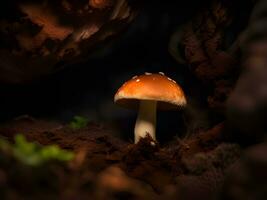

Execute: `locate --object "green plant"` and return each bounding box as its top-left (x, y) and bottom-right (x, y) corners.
top-left (0, 134), bottom-right (74, 166)
top-left (69, 116), bottom-right (89, 129)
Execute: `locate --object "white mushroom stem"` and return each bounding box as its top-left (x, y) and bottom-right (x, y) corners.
top-left (134, 100), bottom-right (157, 143)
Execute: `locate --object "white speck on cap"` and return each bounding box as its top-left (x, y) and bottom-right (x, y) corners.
top-left (159, 72), bottom-right (165, 75)
top-left (145, 72), bottom-right (152, 75)
top-left (136, 79), bottom-right (140, 82)
top-left (132, 75), bottom-right (138, 79)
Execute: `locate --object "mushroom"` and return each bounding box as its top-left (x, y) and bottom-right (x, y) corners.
top-left (114, 72), bottom-right (187, 143)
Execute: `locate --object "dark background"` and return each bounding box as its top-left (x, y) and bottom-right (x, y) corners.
top-left (0, 0), bottom-right (252, 142)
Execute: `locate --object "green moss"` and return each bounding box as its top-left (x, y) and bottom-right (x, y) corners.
top-left (0, 134), bottom-right (74, 166)
top-left (69, 116), bottom-right (89, 129)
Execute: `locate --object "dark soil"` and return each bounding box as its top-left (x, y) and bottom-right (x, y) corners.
top-left (0, 116), bottom-right (242, 200)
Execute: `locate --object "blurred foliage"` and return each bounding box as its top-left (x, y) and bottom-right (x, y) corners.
top-left (69, 116), bottom-right (89, 129)
top-left (0, 134), bottom-right (74, 166)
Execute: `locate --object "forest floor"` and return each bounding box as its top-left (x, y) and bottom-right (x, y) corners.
top-left (0, 116), bottom-right (243, 200)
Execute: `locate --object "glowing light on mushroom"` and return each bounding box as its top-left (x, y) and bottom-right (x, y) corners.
top-left (114, 73), bottom-right (187, 143)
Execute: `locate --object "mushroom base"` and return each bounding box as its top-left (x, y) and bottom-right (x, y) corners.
top-left (134, 100), bottom-right (157, 143)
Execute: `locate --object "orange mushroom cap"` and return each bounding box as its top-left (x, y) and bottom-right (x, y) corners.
top-left (114, 72), bottom-right (187, 110)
